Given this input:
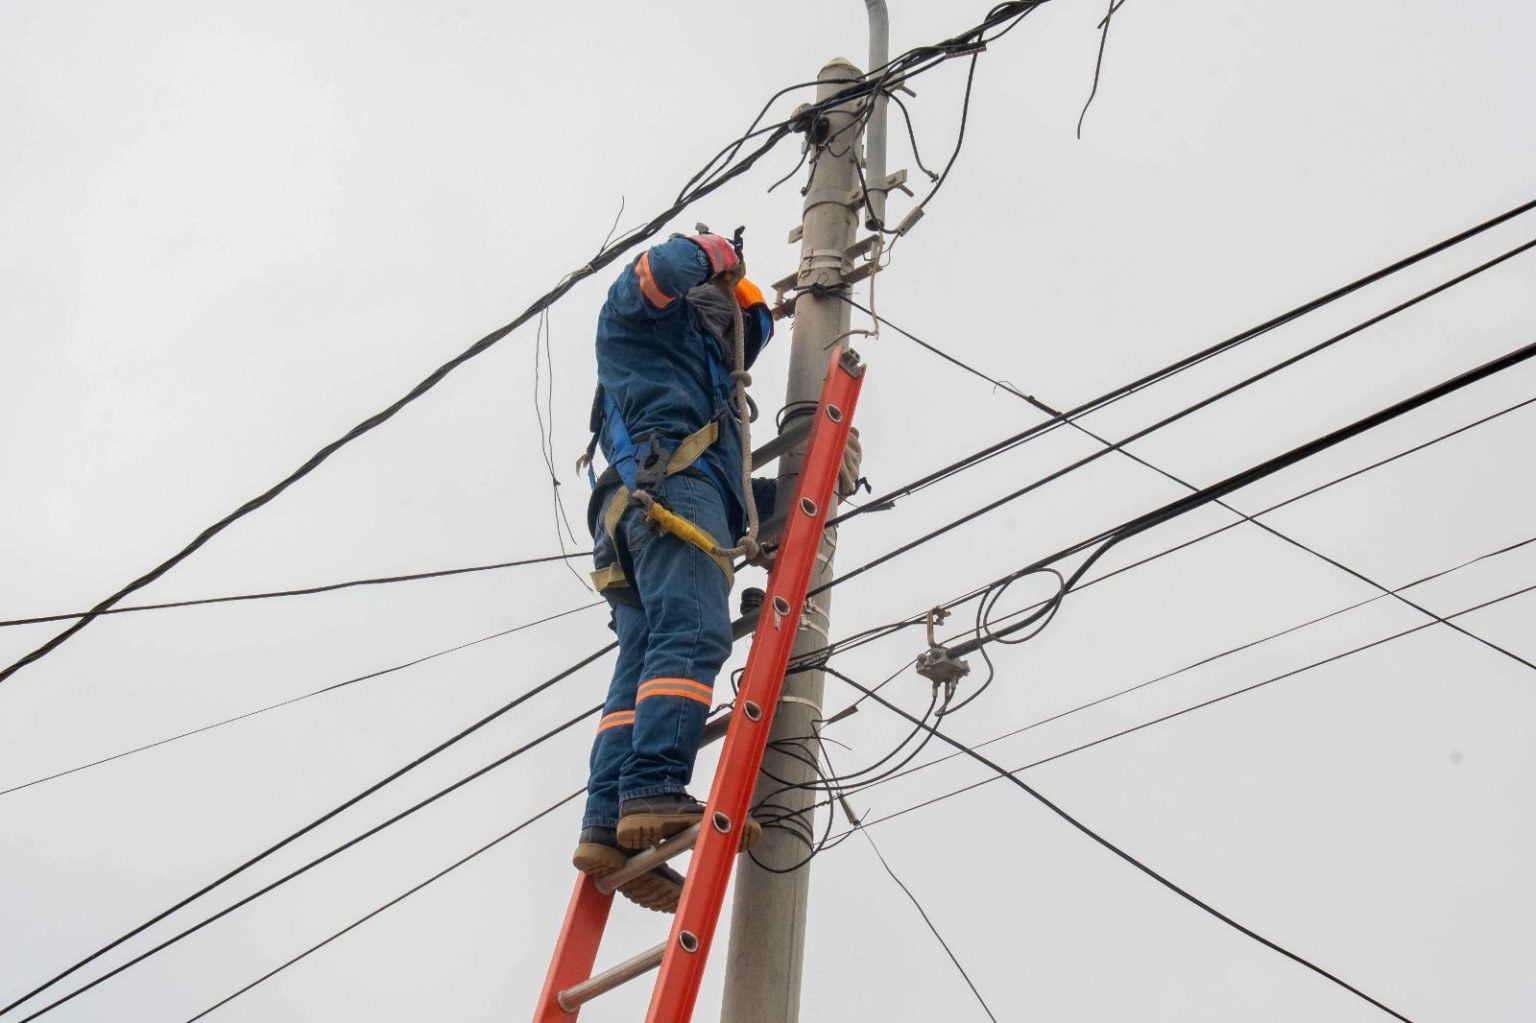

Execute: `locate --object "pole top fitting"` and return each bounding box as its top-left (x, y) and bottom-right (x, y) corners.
top-left (820, 57), bottom-right (864, 81)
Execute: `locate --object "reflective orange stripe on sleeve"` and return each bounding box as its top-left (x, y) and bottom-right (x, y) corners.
top-left (597, 710), bottom-right (636, 733)
top-left (634, 252), bottom-right (675, 309)
top-left (636, 677), bottom-right (713, 707)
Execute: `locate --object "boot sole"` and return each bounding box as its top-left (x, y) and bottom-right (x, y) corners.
top-left (573, 842), bottom-right (682, 914)
top-left (616, 813), bottom-right (764, 853)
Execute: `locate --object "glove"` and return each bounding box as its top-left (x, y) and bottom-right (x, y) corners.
top-left (689, 233), bottom-right (743, 283)
top-left (838, 427), bottom-right (863, 498)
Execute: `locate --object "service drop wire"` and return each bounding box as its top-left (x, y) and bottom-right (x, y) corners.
top-left (948, 336), bottom-right (1536, 658)
top-left (829, 199), bottom-right (1536, 532)
top-left (0, 14), bottom-right (1082, 1011)
top-left (8, 704), bottom-right (605, 1023)
top-left (857, 298), bottom-right (1535, 676)
top-left (0, 641), bottom-right (616, 1018)
top-left (816, 342), bottom-right (1536, 722)
top-left (831, 674), bottom-right (1417, 1022)
top-left (0, 600), bottom-right (604, 799)
top-left (179, 789), bottom-right (583, 1023)
top-left (822, 234), bottom-right (1536, 598)
top-left (0, 0), bottom-right (1056, 689)
top-left (804, 530), bottom-right (1536, 830)
top-left (861, 575), bottom-right (1536, 838)
top-left (171, 282), bottom-right (1536, 1017)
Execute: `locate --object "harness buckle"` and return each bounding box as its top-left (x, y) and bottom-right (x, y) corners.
top-left (633, 435), bottom-right (670, 498)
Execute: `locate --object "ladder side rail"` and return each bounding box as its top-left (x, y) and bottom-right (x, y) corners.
top-left (532, 711), bottom-right (730, 1019)
top-left (646, 350), bottom-right (865, 1023)
top-left (534, 876), bottom-right (614, 1022)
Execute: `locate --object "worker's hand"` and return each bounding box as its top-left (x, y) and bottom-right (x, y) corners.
top-left (838, 427), bottom-right (863, 498)
top-left (689, 233), bottom-right (743, 284)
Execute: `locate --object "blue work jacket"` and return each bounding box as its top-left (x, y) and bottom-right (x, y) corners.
top-left (590, 236), bottom-right (775, 539)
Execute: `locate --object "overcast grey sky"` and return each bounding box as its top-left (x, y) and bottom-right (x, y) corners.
top-left (3, 1), bottom-right (1535, 1021)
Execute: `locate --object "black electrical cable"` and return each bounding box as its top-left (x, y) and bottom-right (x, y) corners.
top-left (1061, 393), bottom-right (1536, 603)
top-left (820, 374), bottom-right (1531, 697)
top-left (824, 236), bottom-right (1536, 601)
top-left (70, 341), bottom-right (1534, 1018)
top-left (860, 577), bottom-right (1536, 836)
top-left (0, 2), bottom-right (1055, 688)
top-left (12, 704), bottom-right (603, 1022)
top-left (827, 531), bottom-right (1536, 815)
top-left (858, 299), bottom-right (1536, 673)
top-left (13, 180), bottom-right (1521, 639)
top-left (858, 829), bottom-right (1000, 1023)
top-left (745, 525), bottom-right (1536, 841)
top-left (1, 7), bottom-right (1078, 1007)
top-left (949, 335), bottom-right (1536, 657)
top-left (830, 197), bottom-right (1536, 531)
top-left (0, 601), bottom-right (603, 799)
top-left (1076, 0), bottom-right (1120, 138)
top-left (0, 552), bottom-right (592, 630)
top-left (15, 25), bottom-right (1520, 1007)
top-left (829, 672), bottom-right (1418, 1022)
top-left (181, 789), bottom-right (583, 1022)
top-left (0, 641), bottom-right (616, 1017)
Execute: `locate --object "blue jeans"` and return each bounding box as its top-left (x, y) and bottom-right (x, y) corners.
top-left (583, 473), bottom-right (734, 830)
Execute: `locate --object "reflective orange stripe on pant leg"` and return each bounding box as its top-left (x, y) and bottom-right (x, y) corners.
top-left (636, 677), bottom-right (713, 707)
top-left (597, 710), bottom-right (637, 733)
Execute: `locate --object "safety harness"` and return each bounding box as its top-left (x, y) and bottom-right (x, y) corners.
top-left (579, 282), bottom-right (754, 598)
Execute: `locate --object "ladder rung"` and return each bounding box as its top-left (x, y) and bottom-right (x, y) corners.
top-left (594, 824), bottom-right (701, 895)
top-left (557, 941), bottom-right (665, 1012)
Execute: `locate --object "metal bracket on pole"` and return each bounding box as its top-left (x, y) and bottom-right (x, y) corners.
top-left (769, 233), bottom-right (889, 319)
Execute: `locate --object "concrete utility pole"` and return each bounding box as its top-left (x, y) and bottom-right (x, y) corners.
top-left (719, 56), bottom-right (869, 1023)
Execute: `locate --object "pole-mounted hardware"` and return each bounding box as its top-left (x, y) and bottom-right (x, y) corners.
top-left (914, 607), bottom-right (970, 701)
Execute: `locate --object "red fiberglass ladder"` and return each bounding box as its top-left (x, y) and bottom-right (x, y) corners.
top-left (534, 348), bottom-right (865, 1023)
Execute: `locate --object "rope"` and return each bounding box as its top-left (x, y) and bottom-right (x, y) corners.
top-left (714, 279), bottom-right (762, 561)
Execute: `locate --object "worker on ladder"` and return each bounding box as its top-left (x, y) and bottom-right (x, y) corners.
top-left (574, 229), bottom-right (859, 912)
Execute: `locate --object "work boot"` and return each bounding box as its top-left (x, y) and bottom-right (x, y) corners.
top-left (616, 793), bottom-right (762, 852)
top-left (571, 826), bottom-right (685, 914)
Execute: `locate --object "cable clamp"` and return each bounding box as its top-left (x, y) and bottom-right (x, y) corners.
top-left (915, 646), bottom-right (971, 703)
top-left (915, 606), bottom-right (969, 701)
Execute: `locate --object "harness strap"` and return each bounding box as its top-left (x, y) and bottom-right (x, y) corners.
top-left (594, 486), bottom-right (735, 593)
top-left (589, 562), bottom-right (630, 594)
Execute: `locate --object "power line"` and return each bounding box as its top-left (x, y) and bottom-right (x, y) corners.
top-left (11, 705), bottom-right (603, 1022)
top-left (0, 552), bottom-right (590, 629)
top-left (821, 236), bottom-right (1536, 599)
top-left (830, 197), bottom-right (1536, 531)
top-left (827, 669), bottom-right (1417, 1022)
top-left (0, 640), bottom-right (616, 1017)
top-left (0, 601), bottom-right (602, 799)
top-left (0, 8), bottom-right (1068, 1008)
top-left (856, 577), bottom-right (1536, 835)
top-left (181, 789), bottom-right (582, 1022)
top-left (859, 301), bottom-right (1536, 673)
top-left (53, 343), bottom-right (1531, 1016)
top-left (762, 384), bottom-right (1536, 829)
top-left (809, 350), bottom-right (1536, 716)
top-left (832, 532), bottom-right (1536, 817)
top-left (0, 2), bottom-right (1049, 688)
top-left (932, 335), bottom-right (1536, 661)
top-left (858, 828), bottom-right (1000, 1023)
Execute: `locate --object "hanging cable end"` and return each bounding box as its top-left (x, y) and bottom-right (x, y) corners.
top-left (837, 792), bottom-right (864, 827)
